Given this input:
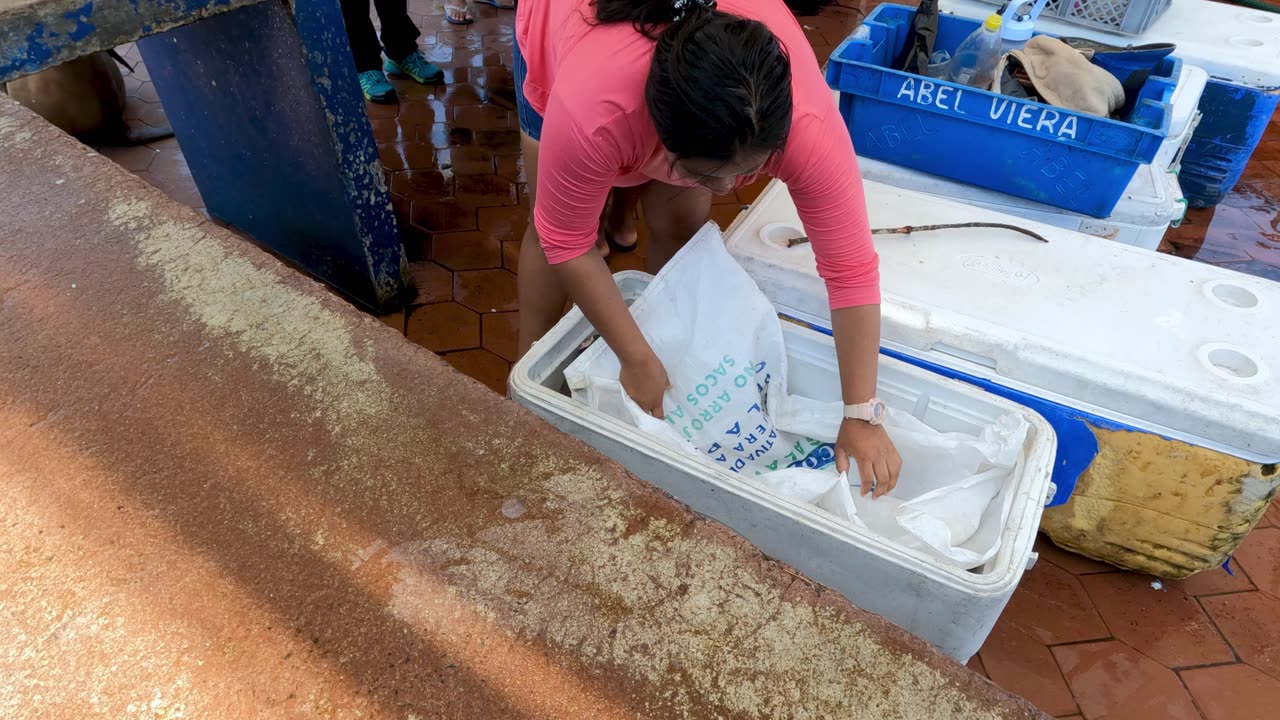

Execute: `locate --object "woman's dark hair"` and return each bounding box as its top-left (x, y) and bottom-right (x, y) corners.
top-left (594, 0), bottom-right (793, 164)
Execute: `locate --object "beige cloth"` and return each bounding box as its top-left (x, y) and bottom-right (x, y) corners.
top-left (991, 35), bottom-right (1125, 118)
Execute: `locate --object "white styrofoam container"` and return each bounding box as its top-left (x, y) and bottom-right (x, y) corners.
top-left (942, 0), bottom-right (1280, 87)
top-left (511, 271), bottom-right (1057, 662)
top-left (727, 180), bottom-right (1280, 471)
top-left (858, 157), bottom-right (1185, 250)
top-left (1153, 63), bottom-right (1209, 171)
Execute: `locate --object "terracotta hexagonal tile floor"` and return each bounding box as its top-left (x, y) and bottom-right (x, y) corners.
top-left (89, 3), bottom-right (1280, 718)
top-left (406, 301), bottom-right (479, 353)
top-left (1201, 591), bottom-right (1280, 680)
top-left (1078, 573), bottom-right (1234, 668)
top-left (1181, 663), bottom-right (1280, 720)
top-left (432, 229), bottom-right (504, 271)
top-left (978, 617), bottom-right (1080, 718)
top-left (1053, 641), bottom-right (1202, 720)
top-left (454, 268), bottom-right (517, 314)
top-left (1232, 526), bottom-right (1280, 599)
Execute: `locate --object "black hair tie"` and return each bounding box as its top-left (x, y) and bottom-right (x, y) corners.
top-left (672, 0), bottom-right (717, 21)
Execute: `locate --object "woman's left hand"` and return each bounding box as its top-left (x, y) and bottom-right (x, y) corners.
top-left (835, 419), bottom-right (902, 499)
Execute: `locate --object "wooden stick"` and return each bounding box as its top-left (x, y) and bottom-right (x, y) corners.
top-left (783, 222), bottom-right (1051, 248)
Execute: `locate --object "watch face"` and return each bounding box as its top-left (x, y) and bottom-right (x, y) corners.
top-left (870, 401), bottom-right (887, 423)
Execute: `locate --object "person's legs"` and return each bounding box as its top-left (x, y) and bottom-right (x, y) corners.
top-left (600, 185), bottom-right (642, 256)
top-left (340, 0), bottom-right (397, 101)
top-left (339, 0), bottom-right (384, 73)
top-left (511, 29), bottom-right (566, 357)
top-left (444, 2), bottom-right (475, 25)
top-left (372, 0), bottom-right (421, 63)
top-left (639, 182), bottom-right (713, 273)
top-left (375, 0), bottom-right (442, 85)
top-left (516, 134), bottom-right (572, 357)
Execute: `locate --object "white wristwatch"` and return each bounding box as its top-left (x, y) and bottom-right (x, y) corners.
top-left (844, 398), bottom-right (887, 426)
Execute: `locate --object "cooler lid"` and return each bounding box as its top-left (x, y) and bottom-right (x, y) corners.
top-left (725, 179), bottom-right (1280, 461)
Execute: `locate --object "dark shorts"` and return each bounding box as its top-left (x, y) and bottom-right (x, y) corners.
top-left (511, 31), bottom-right (544, 141)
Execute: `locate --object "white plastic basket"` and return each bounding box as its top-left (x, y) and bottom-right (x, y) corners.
top-left (973, 0), bottom-right (1174, 36)
top-left (944, 0), bottom-right (1280, 87)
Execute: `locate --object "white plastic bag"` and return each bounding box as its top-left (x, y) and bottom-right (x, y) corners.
top-left (564, 225), bottom-right (1028, 569)
top-left (565, 224), bottom-right (835, 476)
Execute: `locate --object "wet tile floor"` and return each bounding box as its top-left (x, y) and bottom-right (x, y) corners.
top-left (101, 1), bottom-right (1280, 717)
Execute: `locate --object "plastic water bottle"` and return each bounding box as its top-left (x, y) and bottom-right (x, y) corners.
top-left (999, 0), bottom-right (1051, 53)
top-left (945, 14), bottom-right (1003, 89)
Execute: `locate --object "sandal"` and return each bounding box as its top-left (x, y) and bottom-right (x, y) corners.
top-left (444, 2), bottom-right (474, 25)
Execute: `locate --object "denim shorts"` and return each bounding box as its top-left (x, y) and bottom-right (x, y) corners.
top-left (511, 32), bottom-right (545, 141)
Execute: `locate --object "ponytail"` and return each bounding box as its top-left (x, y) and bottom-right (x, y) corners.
top-left (593, 0), bottom-right (793, 164)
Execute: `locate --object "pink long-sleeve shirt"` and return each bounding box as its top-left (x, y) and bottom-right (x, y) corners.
top-left (516, 0), bottom-right (879, 308)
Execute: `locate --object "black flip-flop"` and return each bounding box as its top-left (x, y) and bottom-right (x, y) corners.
top-left (606, 234), bottom-right (639, 254)
top-left (601, 194), bottom-right (638, 254)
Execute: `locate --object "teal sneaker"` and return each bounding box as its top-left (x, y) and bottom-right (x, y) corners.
top-left (384, 51), bottom-right (444, 86)
top-left (359, 70), bottom-right (396, 103)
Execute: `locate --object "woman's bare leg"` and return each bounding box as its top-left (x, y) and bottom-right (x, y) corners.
top-left (640, 182), bottom-right (714, 273)
top-left (592, 186), bottom-right (642, 257)
top-left (605, 185), bottom-right (643, 252)
top-left (516, 131), bottom-right (570, 357)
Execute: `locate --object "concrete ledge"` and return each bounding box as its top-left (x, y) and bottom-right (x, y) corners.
top-left (0, 96), bottom-right (1046, 719)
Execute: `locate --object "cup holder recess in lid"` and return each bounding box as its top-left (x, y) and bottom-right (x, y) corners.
top-left (1204, 280), bottom-right (1261, 311)
top-left (759, 222), bottom-right (806, 250)
top-left (1199, 343), bottom-right (1267, 384)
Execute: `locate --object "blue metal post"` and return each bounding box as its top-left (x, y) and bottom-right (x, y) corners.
top-left (137, 0), bottom-right (409, 309)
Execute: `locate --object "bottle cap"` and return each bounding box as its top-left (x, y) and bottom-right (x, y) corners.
top-left (1000, 0), bottom-right (1050, 42)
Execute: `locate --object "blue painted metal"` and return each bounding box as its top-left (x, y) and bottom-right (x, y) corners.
top-left (0, 0), bottom-right (254, 83)
top-left (137, 0), bottom-right (409, 309)
top-left (291, 0), bottom-right (407, 306)
top-left (826, 4), bottom-right (1180, 218)
top-left (1179, 79), bottom-right (1280, 207)
top-left (781, 313), bottom-right (1105, 507)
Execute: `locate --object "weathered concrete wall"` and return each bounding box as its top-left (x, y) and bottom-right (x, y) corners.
top-left (0, 96), bottom-right (1046, 719)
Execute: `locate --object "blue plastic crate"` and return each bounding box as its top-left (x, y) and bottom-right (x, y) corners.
top-left (826, 4), bottom-right (1180, 218)
top-left (1180, 81), bottom-right (1280, 208)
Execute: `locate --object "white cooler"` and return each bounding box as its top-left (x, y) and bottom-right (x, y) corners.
top-left (730, 179), bottom-right (1279, 483)
top-left (511, 272), bottom-right (1057, 662)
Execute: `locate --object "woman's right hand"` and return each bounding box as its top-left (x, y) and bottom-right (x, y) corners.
top-left (620, 353), bottom-right (670, 419)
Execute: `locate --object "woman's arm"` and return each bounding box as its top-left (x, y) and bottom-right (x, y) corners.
top-left (553, 252), bottom-right (669, 418)
top-left (534, 98), bottom-right (670, 416)
top-left (778, 106), bottom-right (902, 496)
top-left (832, 304), bottom-right (901, 497)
